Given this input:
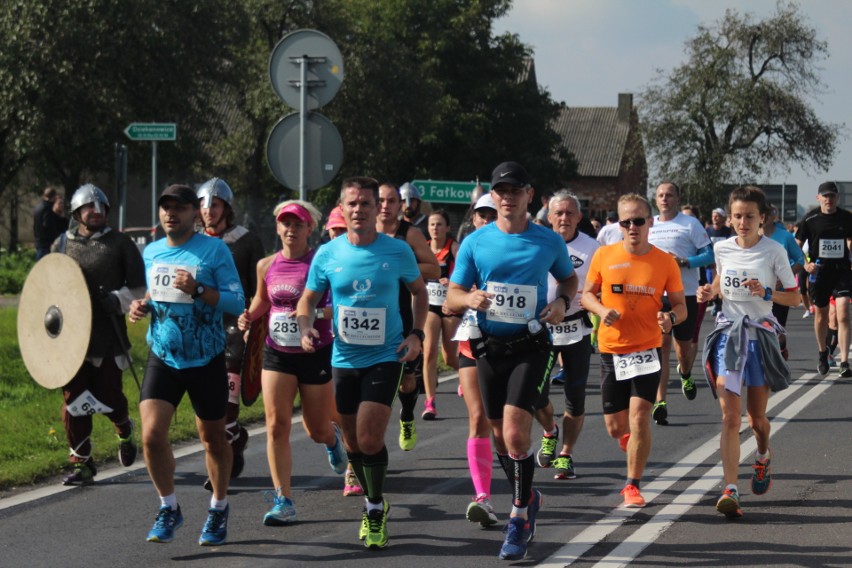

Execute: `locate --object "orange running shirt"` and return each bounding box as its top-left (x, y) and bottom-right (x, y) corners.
top-left (586, 243), bottom-right (683, 354)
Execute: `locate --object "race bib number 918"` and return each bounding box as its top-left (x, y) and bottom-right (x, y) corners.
top-left (486, 281), bottom-right (537, 324)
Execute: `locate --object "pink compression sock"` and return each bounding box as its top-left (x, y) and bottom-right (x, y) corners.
top-left (467, 437), bottom-right (493, 498)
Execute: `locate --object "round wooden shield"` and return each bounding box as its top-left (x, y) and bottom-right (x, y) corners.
top-left (240, 314), bottom-right (267, 406)
top-left (17, 253), bottom-right (92, 389)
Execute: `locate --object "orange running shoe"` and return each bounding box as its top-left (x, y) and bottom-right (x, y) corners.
top-left (620, 484), bottom-right (645, 508)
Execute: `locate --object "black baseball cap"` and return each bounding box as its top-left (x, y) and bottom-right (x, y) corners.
top-left (158, 184), bottom-right (201, 208)
top-left (490, 161), bottom-right (530, 187)
top-left (818, 181), bottom-right (838, 195)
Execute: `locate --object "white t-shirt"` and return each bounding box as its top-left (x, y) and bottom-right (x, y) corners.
top-left (648, 212), bottom-right (711, 294)
top-left (715, 236), bottom-right (797, 324)
top-left (596, 222), bottom-right (623, 245)
top-left (547, 231), bottom-right (599, 314)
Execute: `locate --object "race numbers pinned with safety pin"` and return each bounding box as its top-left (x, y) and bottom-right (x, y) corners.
top-left (149, 263), bottom-right (197, 304)
top-left (613, 348), bottom-right (661, 381)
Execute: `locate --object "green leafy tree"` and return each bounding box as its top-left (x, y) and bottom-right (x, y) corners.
top-left (639, 1), bottom-right (840, 210)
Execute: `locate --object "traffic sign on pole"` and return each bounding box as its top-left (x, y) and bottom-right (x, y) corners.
top-left (124, 123), bottom-right (177, 142)
top-left (413, 180), bottom-right (491, 204)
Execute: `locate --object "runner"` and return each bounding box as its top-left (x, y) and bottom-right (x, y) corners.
top-left (297, 176), bottom-right (428, 550)
top-left (697, 186), bottom-right (800, 518)
top-left (647, 182), bottom-right (714, 425)
top-left (197, 177), bottom-right (265, 487)
top-left (423, 209), bottom-right (462, 417)
top-left (446, 161), bottom-right (577, 560)
top-left (129, 184), bottom-right (245, 546)
top-left (706, 207), bottom-right (732, 316)
top-left (761, 205), bottom-right (804, 360)
top-left (795, 181), bottom-right (852, 377)
top-left (53, 184), bottom-right (146, 485)
top-left (452, 193), bottom-right (501, 527)
top-left (533, 190), bottom-right (599, 480)
top-left (376, 182), bottom-right (439, 439)
top-left (581, 193), bottom-right (685, 509)
top-left (236, 200), bottom-right (347, 526)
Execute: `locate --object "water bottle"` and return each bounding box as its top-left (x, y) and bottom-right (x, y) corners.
top-left (467, 314), bottom-right (487, 359)
top-left (809, 259), bottom-right (821, 284)
top-left (526, 313), bottom-right (551, 351)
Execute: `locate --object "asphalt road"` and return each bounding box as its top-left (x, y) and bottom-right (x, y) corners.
top-left (1, 307), bottom-right (850, 568)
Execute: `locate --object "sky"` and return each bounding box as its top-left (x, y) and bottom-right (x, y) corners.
top-left (494, 0), bottom-right (852, 211)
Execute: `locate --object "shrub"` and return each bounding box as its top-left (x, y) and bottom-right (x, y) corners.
top-left (0, 248), bottom-right (37, 295)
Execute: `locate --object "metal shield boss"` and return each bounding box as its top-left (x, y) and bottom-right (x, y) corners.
top-left (17, 253), bottom-right (92, 388)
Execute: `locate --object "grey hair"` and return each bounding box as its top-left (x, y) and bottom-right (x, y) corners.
top-left (549, 189), bottom-right (582, 212)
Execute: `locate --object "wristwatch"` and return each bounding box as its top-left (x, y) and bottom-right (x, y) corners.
top-left (763, 287), bottom-right (773, 301)
top-left (409, 329), bottom-right (425, 342)
top-left (192, 285), bottom-right (205, 299)
top-left (669, 311), bottom-right (677, 326)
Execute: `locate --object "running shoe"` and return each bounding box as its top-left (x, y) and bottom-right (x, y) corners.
top-left (326, 423), bottom-right (348, 474)
top-left (716, 487), bottom-right (743, 518)
top-left (343, 470), bottom-right (364, 496)
top-left (618, 433), bottom-right (630, 453)
top-left (828, 353), bottom-right (838, 368)
top-left (399, 420), bottom-right (417, 451)
top-left (524, 489), bottom-right (542, 544)
top-left (263, 494), bottom-right (297, 526)
top-left (421, 397), bottom-right (437, 420)
top-left (652, 400), bottom-right (668, 425)
top-left (498, 517), bottom-right (527, 560)
top-left (840, 362), bottom-right (852, 378)
top-left (536, 425), bottom-right (559, 468)
top-left (117, 420), bottom-right (137, 467)
top-left (62, 459), bottom-right (96, 486)
top-left (550, 368), bottom-right (566, 385)
top-left (358, 507), bottom-right (369, 540)
top-left (364, 500), bottom-right (390, 550)
top-left (678, 365), bottom-right (697, 400)
top-left (802, 307), bottom-right (812, 319)
top-left (751, 452), bottom-right (772, 495)
top-left (146, 505), bottom-right (184, 543)
top-left (466, 495), bottom-right (499, 527)
top-left (552, 454), bottom-right (576, 479)
top-left (818, 350), bottom-right (830, 375)
top-left (620, 484), bottom-right (645, 508)
top-left (199, 505), bottom-right (229, 546)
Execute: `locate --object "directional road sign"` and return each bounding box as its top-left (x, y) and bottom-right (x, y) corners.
top-left (412, 180), bottom-right (491, 204)
top-left (124, 123), bottom-right (177, 142)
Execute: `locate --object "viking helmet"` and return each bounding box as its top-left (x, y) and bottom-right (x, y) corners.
top-left (70, 184), bottom-right (109, 215)
top-left (197, 177), bottom-right (234, 209)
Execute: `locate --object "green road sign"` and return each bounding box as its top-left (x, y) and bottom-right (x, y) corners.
top-left (124, 123), bottom-right (177, 141)
top-left (413, 180), bottom-right (490, 204)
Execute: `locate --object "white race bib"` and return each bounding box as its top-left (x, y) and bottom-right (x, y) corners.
top-left (337, 307), bottom-right (386, 345)
top-left (149, 263), bottom-right (197, 304)
top-left (269, 312), bottom-right (301, 347)
top-left (613, 349), bottom-right (661, 381)
top-left (426, 281), bottom-right (447, 307)
top-left (819, 238), bottom-right (844, 259)
top-left (548, 319), bottom-right (583, 346)
top-left (66, 389), bottom-right (114, 417)
top-left (720, 268), bottom-right (761, 301)
top-left (486, 281), bottom-right (537, 324)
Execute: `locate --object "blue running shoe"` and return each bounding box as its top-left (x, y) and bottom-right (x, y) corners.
top-left (263, 494), bottom-right (297, 526)
top-left (326, 423), bottom-right (348, 474)
top-left (499, 517), bottom-right (527, 560)
top-left (550, 369), bottom-right (566, 385)
top-left (751, 451), bottom-right (772, 496)
top-left (523, 489), bottom-right (542, 544)
top-left (199, 505), bottom-right (229, 546)
top-left (146, 505), bottom-right (184, 543)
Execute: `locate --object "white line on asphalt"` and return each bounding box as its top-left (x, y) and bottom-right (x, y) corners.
top-left (538, 373), bottom-right (827, 568)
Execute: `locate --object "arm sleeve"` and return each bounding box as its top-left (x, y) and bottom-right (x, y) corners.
top-left (687, 244), bottom-right (714, 269)
top-left (785, 233), bottom-right (805, 267)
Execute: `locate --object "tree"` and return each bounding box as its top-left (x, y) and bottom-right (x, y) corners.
top-left (639, 1), bottom-right (840, 211)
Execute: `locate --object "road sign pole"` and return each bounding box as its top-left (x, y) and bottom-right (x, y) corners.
top-left (299, 56), bottom-right (307, 201)
top-left (151, 141), bottom-right (158, 237)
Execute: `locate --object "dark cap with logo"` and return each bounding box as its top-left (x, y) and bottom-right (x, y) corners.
top-left (490, 161), bottom-right (530, 188)
top-left (818, 181), bottom-right (838, 195)
top-left (159, 184), bottom-right (201, 208)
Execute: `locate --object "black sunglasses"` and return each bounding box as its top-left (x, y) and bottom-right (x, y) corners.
top-left (618, 217), bottom-right (648, 228)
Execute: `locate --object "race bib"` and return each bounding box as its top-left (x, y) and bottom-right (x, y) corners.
top-left (486, 281), bottom-right (537, 324)
top-left (269, 312), bottom-right (301, 347)
top-left (426, 281), bottom-right (447, 307)
top-left (819, 238), bottom-right (844, 259)
top-left (337, 307), bottom-right (386, 345)
top-left (548, 319), bottom-right (583, 346)
top-left (720, 268), bottom-right (761, 301)
top-left (613, 349), bottom-right (661, 381)
top-left (710, 236), bottom-right (726, 244)
top-left (149, 263), bottom-right (197, 304)
top-left (66, 389), bottom-right (114, 417)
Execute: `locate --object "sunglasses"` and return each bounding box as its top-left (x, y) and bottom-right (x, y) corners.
top-left (618, 217), bottom-right (648, 228)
